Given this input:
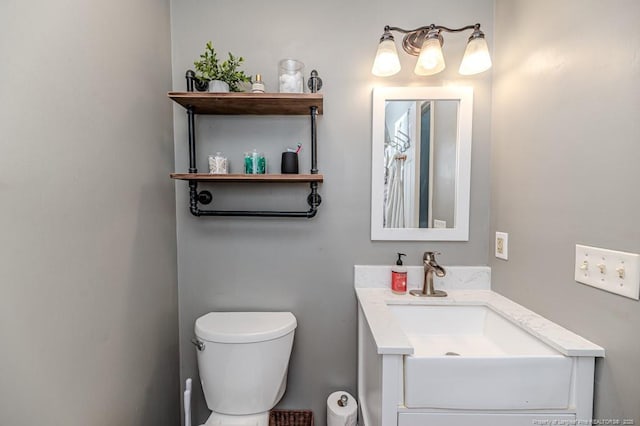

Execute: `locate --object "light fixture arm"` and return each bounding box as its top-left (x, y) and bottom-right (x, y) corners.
top-left (386, 23), bottom-right (480, 35)
top-left (384, 23), bottom-right (483, 56)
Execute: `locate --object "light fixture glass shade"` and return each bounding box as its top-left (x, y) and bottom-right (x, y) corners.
top-left (459, 36), bottom-right (492, 75)
top-left (372, 39), bottom-right (401, 77)
top-left (414, 37), bottom-right (446, 76)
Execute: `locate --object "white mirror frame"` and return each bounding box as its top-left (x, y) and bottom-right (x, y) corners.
top-left (371, 86), bottom-right (473, 241)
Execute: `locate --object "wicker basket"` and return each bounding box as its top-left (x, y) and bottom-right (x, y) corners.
top-left (268, 409), bottom-right (314, 426)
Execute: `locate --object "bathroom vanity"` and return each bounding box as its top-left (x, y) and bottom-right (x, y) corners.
top-left (355, 266), bottom-right (605, 426)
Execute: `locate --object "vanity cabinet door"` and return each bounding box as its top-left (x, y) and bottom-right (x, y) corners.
top-left (398, 412), bottom-right (576, 426)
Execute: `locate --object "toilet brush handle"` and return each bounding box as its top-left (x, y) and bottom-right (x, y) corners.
top-left (184, 386), bottom-right (191, 426)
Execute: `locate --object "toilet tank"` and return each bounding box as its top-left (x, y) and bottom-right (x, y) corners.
top-left (194, 312), bottom-right (297, 415)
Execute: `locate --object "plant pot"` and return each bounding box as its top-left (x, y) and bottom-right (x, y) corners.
top-left (209, 80), bottom-right (230, 93)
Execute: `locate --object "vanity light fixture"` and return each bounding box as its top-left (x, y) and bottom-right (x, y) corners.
top-left (371, 23), bottom-right (491, 77)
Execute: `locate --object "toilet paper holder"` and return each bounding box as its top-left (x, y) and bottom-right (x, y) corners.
top-left (337, 394), bottom-right (349, 407)
top-left (328, 391), bottom-right (357, 426)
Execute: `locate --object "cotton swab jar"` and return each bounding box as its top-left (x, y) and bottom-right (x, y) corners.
top-left (278, 59), bottom-right (304, 93)
top-left (208, 152), bottom-right (228, 174)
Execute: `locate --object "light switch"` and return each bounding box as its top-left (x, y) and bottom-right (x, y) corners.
top-left (575, 244), bottom-right (640, 300)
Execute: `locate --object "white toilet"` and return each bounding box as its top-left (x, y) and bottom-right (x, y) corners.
top-left (194, 311), bottom-right (297, 426)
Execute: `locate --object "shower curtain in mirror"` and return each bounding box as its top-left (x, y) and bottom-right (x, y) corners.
top-left (385, 151), bottom-right (405, 228)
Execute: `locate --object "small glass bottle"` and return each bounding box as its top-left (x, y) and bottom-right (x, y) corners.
top-left (252, 74), bottom-right (265, 93)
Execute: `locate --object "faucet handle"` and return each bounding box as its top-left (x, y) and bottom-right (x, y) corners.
top-left (423, 251), bottom-right (442, 260)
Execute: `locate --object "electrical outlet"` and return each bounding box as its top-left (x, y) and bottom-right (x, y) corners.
top-left (575, 244), bottom-right (640, 300)
top-left (495, 232), bottom-right (508, 260)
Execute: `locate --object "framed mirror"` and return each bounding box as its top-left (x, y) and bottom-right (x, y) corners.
top-left (371, 87), bottom-right (473, 241)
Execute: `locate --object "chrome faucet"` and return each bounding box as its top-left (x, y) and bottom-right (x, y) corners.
top-left (410, 251), bottom-right (447, 297)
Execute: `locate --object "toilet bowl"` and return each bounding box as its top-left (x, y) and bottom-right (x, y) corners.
top-left (194, 312), bottom-right (297, 426)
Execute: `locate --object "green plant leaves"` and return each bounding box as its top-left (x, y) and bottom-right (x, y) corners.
top-left (193, 42), bottom-right (251, 92)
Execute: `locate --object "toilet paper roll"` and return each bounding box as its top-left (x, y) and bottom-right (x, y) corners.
top-left (327, 391), bottom-right (357, 426)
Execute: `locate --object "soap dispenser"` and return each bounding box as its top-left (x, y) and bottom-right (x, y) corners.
top-left (391, 253), bottom-right (407, 294)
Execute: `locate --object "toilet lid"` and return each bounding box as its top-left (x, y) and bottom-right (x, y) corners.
top-left (195, 312), bottom-right (297, 343)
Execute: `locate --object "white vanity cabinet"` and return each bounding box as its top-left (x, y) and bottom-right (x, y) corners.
top-left (398, 412), bottom-right (576, 426)
top-left (355, 266), bottom-right (605, 426)
top-left (358, 305), bottom-right (598, 426)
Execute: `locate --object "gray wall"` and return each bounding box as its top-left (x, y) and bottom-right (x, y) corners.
top-left (491, 0), bottom-right (640, 422)
top-left (0, 1), bottom-right (179, 425)
top-left (170, 1), bottom-right (492, 424)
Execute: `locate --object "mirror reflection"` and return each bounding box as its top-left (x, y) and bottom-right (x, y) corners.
top-left (371, 86), bottom-right (472, 241)
top-left (384, 100), bottom-right (458, 229)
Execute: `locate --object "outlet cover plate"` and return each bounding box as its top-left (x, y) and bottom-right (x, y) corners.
top-left (495, 232), bottom-right (508, 260)
top-left (575, 244), bottom-right (640, 300)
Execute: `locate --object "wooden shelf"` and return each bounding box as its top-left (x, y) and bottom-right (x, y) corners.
top-left (170, 173), bottom-right (324, 183)
top-left (168, 92), bottom-right (323, 115)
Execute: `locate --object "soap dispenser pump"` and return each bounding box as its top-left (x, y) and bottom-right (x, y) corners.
top-left (391, 253), bottom-right (407, 294)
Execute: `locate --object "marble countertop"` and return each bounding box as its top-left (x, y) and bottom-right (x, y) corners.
top-left (356, 286), bottom-right (605, 358)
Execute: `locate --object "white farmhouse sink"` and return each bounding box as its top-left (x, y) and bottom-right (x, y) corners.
top-left (387, 304), bottom-right (573, 410)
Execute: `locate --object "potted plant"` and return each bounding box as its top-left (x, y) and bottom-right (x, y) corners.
top-left (194, 41), bottom-right (251, 92)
